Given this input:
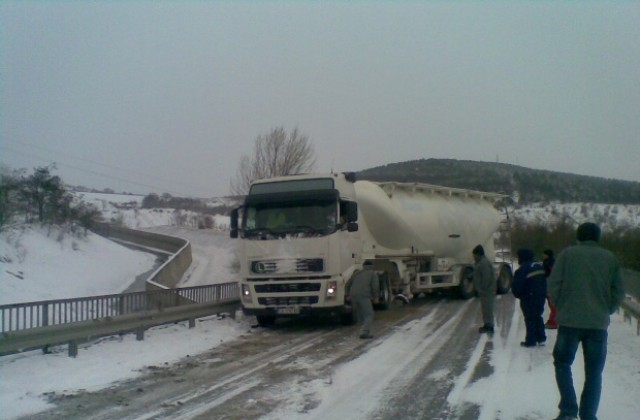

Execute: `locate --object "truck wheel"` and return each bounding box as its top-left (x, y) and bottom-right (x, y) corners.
top-left (496, 264), bottom-right (513, 294)
top-left (458, 267), bottom-right (475, 299)
top-left (256, 315), bottom-right (276, 327)
top-left (375, 275), bottom-right (391, 310)
top-left (340, 310), bottom-right (356, 325)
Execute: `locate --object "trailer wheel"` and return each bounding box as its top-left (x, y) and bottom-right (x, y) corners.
top-left (458, 267), bottom-right (475, 299)
top-left (375, 274), bottom-right (391, 310)
top-left (256, 315), bottom-right (276, 327)
top-left (496, 264), bottom-right (513, 294)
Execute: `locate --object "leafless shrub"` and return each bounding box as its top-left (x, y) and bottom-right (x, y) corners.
top-left (230, 127), bottom-right (316, 195)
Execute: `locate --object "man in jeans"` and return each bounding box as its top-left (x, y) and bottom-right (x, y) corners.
top-left (548, 223), bottom-right (625, 420)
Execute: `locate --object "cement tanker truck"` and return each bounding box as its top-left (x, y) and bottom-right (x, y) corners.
top-left (230, 172), bottom-right (512, 326)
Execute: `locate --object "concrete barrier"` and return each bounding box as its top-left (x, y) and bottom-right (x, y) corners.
top-left (93, 223), bottom-right (192, 291)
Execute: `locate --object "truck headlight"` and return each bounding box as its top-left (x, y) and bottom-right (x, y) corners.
top-left (241, 284), bottom-right (252, 302)
top-left (326, 281), bottom-right (337, 300)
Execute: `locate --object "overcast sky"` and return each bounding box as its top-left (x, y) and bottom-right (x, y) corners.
top-left (1, 1), bottom-right (639, 197)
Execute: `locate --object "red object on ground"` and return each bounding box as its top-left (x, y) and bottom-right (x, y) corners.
top-left (546, 295), bottom-right (558, 328)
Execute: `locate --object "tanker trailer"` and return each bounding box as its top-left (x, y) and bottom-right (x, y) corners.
top-left (354, 180), bottom-right (512, 300)
top-left (230, 172), bottom-right (511, 326)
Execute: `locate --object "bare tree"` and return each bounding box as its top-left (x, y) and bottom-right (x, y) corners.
top-left (230, 127), bottom-right (316, 195)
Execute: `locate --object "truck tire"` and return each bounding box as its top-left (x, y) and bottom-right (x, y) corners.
top-left (375, 274), bottom-right (391, 310)
top-left (458, 267), bottom-right (475, 299)
top-left (340, 310), bottom-right (356, 325)
top-left (256, 315), bottom-right (276, 327)
top-left (496, 264), bottom-right (513, 295)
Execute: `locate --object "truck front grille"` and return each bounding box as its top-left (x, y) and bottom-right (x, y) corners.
top-left (258, 296), bottom-right (319, 306)
top-left (254, 283), bottom-right (321, 293)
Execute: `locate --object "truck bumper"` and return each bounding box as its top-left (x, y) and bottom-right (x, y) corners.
top-left (242, 304), bottom-right (351, 319)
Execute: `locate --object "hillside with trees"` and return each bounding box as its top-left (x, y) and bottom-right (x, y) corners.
top-left (357, 159), bottom-right (640, 204)
top-left (0, 165), bottom-right (101, 231)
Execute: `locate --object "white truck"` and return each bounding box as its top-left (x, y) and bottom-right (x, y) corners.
top-left (230, 172), bottom-right (512, 326)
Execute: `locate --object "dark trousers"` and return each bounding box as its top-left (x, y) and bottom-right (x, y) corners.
top-left (353, 295), bottom-right (374, 335)
top-left (553, 326), bottom-right (608, 420)
top-left (520, 297), bottom-right (546, 344)
top-left (478, 292), bottom-right (495, 327)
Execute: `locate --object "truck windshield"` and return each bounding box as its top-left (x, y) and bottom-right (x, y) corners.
top-left (243, 199), bottom-right (337, 239)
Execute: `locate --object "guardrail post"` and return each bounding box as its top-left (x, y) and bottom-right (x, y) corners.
top-left (136, 326), bottom-right (145, 341)
top-left (42, 303), bottom-right (49, 327)
top-left (68, 340), bottom-right (78, 358)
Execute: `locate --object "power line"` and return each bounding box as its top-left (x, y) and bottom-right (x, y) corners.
top-left (2, 139), bottom-right (202, 193)
top-left (1, 144), bottom-right (204, 197)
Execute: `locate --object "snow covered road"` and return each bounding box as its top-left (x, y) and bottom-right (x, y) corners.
top-left (25, 293), bottom-right (538, 419)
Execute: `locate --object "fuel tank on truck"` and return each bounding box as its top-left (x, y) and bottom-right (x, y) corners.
top-left (354, 181), bottom-right (505, 261)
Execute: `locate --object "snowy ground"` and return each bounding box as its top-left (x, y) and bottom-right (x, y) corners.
top-left (1, 195), bottom-right (639, 419)
top-left (0, 225), bottom-right (157, 305)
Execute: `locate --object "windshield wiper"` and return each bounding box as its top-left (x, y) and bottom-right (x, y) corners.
top-left (244, 227), bottom-right (277, 237)
top-left (290, 225), bottom-right (322, 233)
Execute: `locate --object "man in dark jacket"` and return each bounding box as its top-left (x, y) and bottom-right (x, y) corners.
top-left (548, 222), bottom-right (625, 420)
top-left (346, 261), bottom-right (380, 339)
top-left (472, 245), bottom-right (496, 334)
top-left (512, 248), bottom-right (547, 347)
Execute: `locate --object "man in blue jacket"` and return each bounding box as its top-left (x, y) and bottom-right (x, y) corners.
top-left (548, 222), bottom-right (625, 420)
top-left (512, 248), bottom-right (547, 347)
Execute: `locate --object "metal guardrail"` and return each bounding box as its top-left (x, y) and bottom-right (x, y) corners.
top-left (620, 269), bottom-right (640, 335)
top-left (1, 219), bottom-right (240, 357)
top-left (92, 222), bottom-right (194, 290)
top-left (0, 297), bottom-right (240, 357)
top-left (0, 283), bottom-right (239, 357)
top-left (621, 298), bottom-right (640, 335)
top-left (0, 283), bottom-right (238, 334)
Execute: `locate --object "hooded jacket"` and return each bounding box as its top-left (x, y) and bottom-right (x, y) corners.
top-left (473, 254), bottom-right (496, 296)
top-left (512, 249), bottom-right (546, 300)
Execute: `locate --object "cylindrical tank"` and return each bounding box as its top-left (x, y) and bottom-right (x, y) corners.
top-left (354, 181), bottom-right (503, 261)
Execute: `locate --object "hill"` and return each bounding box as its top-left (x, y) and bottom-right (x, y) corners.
top-left (357, 159), bottom-right (640, 204)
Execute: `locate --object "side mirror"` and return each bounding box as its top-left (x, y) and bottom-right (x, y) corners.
top-left (345, 201), bottom-right (358, 222)
top-left (230, 208), bottom-right (239, 238)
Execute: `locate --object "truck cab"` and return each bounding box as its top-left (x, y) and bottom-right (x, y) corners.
top-left (230, 172), bottom-right (362, 326)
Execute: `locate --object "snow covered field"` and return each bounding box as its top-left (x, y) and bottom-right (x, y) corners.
top-left (1, 194), bottom-right (639, 419)
top-left (511, 201), bottom-right (640, 231)
top-left (72, 191), bottom-right (233, 230)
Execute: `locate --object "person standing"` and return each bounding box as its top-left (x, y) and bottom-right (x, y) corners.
top-left (548, 222), bottom-right (625, 420)
top-left (472, 245), bottom-right (497, 334)
top-left (543, 249), bottom-right (558, 329)
top-left (346, 261), bottom-right (380, 339)
top-left (512, 249), bottom-right (547, 347)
